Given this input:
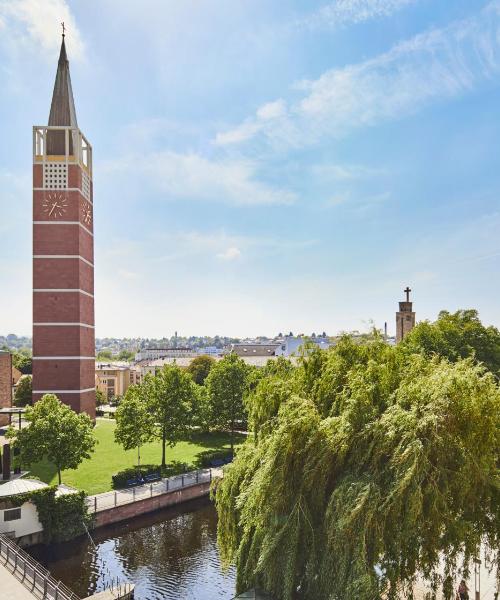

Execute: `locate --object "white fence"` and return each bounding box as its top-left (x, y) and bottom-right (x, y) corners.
top-left (87, 468), bottom-right (217, 513)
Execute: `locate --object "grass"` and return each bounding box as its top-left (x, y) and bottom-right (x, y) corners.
top-left (28, 419), bottom-right (244, 495)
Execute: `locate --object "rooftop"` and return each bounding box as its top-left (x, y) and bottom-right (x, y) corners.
top-left (0, 478), bottom-right (48, 497)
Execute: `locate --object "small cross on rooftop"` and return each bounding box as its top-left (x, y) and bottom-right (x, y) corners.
top-left (404, 286), bottom-right (411, 302)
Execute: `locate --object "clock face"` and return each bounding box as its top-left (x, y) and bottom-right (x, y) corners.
top-left (42, 193), bottom-right (68, 219)
top-left (81, 201), bottom-right (92, 226)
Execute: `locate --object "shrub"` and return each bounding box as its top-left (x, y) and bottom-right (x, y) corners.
top-left (196, 449), bottom-right (233, 468)
top-left (111, 461), bottom-right (191, 488)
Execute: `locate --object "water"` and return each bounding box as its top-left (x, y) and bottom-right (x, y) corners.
top-left (29, 497), bottom-right (236, 600)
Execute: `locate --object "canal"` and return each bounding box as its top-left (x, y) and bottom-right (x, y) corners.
top-left (29, 497), bottom-right (236, 599)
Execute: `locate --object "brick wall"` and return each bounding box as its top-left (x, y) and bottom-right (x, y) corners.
top-left (92, 481), bottom-right (212, 529)
top-left (0, 352), bottom-right (12, 426)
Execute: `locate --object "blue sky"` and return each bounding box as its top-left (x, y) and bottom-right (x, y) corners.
top-left (1, 0), bottom-right (499, 338)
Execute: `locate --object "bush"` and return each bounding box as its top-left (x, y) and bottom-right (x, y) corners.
top-left (196, 449), bottom-right (233, 468)
top-left (111, 461), bottom-right (191, 488)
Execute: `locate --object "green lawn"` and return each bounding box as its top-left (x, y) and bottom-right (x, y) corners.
top-left (29, 419), bottom-right (243, 495)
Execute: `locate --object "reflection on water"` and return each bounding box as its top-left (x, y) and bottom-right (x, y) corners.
top-left (29, 497), bottom-right (236, 600)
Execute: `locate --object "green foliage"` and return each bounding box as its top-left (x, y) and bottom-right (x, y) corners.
top-left (27, 419), bottom-right (243, 494)
top-left (95, 388), bottom-right (106, 407)
top-left (402, 309), bottom-right (500, 378)
top-left (216, 339), bottom-right (500, 600)
top-left (115, 386), bottom-right (155, 465)
top-left (96, 349), bottom-right (113, 360)
top-left (187, 354), bottom-right (216, 384)
top-left (12, 350), bottom-right (32, 374)
top-left (206, 353), bottom-right (249, 451)
top-left (111, 462), bottom-right (190, 488)
top-left (142, 364), bottom-right (198, 467)
top-left (7, 394), bottom-right (96, 485)
top-left (118, 349), bottom-right (135, 361)
top-left (14, 375), bottom-right (32, 406)
top-left (4, 486), bottom-right (90, 543)
top-left (112, 464), bottom-right (159, 488)
top-left (195, 449), bottom-right (233, 468)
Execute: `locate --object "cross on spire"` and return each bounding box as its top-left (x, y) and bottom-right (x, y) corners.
top-left (61, 21), bottom-right (66, 37)
top-left (404, 286), bottom-right (411, 302)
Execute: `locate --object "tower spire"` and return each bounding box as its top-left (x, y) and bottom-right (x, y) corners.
top-left (48, 33), bottom-right (78, 128)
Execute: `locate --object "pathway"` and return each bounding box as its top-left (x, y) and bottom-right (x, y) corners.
top-left (87, 467), bottom-right (223, 513)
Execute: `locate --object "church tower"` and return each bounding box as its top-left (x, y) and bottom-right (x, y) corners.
top-left (32, 34), bottom-right (95, 418)
top-left (396, 287), bottom-right (415, 343)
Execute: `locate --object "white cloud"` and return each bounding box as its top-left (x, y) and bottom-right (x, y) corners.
top-left (305, 0), bottom-right (418, 29)
top-left (0, 0), bottom-right (84, 60)
top-left (215, 98), bottom-right (287, 146)
top-left (217, 246), bottom-right (242, 261)
top-left (104, 151), bottom-right (296, 206)
top-left (215, 2), bottom-right (500, 148)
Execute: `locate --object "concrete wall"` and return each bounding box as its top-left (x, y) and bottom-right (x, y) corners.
top-left (92, 481), bottom-right (211, 529)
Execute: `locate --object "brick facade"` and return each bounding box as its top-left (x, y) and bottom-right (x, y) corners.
top-left (32, 39), bottom-right (95, 419)
top-left (92, 481), bottom-right (212, 529)
top-left (0, 352), bottom-right (13, 426)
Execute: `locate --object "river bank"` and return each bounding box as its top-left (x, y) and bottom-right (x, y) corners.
top-left (28, 497), bottom-right (236, 600)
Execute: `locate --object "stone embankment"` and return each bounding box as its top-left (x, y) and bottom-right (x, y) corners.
top-left (87, 467), bottom-right (222, 529)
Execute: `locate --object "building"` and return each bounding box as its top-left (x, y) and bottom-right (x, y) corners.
top-left (135, 347), bottom-right (198, 362)
top-left (0, 352), bottom-right (13, 427)
top-left (230, 343), bottom-right (280, 358)
top-left (275, 336), bottom-right (330, 357)
top-left (396, 286), bottom-right (416, 343)
top-left (32, 34), bottom-right (95, 418)
top-left (0, 478), bottom-right (78, 547)
top-left (95, 363), bottom-right (131, 400)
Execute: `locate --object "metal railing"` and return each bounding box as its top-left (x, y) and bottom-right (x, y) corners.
top-left (0, 532), bottom-right (80, 600)
top-left (87, 467), bottom-right (219, 513)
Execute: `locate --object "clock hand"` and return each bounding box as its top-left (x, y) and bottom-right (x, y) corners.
top-left (48, 202), bottom-right (58, 216)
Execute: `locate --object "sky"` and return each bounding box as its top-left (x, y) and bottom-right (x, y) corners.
top-left (0, 0), bottom-right (499, 338)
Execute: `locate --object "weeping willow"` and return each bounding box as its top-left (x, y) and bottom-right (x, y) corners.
top-left (215, 337), bottom-right (500, 600)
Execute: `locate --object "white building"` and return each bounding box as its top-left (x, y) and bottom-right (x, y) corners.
top-left (0, 479), bottom-right (47, 545)
top-left (0, 478), bottom-right (78, 547)
top-left (275, 336), bottom-right (331, 357)
top-left (135, 347), bottom-right (198, 362)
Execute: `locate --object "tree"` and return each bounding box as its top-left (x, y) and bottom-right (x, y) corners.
top-left (402, 309), bottom-right (500, 377)
top-left (115, 386), bottom-right (154, 468)
top-left (206, 353), bottom-right (248, 453)
top-left (14, 375), bottom-right (32, 407)
top-left (216, 339), bottom-right (500, 600)
top-left (7, 394), bottom-right (96, 485)
top-left (96, 349), bottom-right (113, 360)
top-left (142, 365), bottom-right (197, 468)
top-left (118, 349), bottom-right (135, 362)
top-left (187, 355), bottom-right (216, 385)
top-left (95, 389), bottom-right (106, 407)
top-left (12, 351), bottom-right (32, 374)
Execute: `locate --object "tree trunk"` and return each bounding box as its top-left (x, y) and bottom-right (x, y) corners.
top-left (137, 444), bottom-right (141, 468)
top-left (57, 468), bottom-right (62, 485)
top-left (161, 429), bottom-right (167, 469)
top-left (230, 415), bottom-right (235, 455)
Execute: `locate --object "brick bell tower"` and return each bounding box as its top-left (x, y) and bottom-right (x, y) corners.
top-left (32, 33), bottom-right (95, 418)
top-left (396, 286), bottom-right (416, 343)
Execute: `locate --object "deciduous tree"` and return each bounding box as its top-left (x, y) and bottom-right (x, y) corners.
top-left (187, 355), bottom-right (216, 385)
top-left (8, 394), bottom-right (96, 484)
top-left (216, 339), bottom-right (500, 600)
top-left (143, 365), bottom-right (197, 468)
top-left (206, 353), bottom-right (248, 453)
top-left (14, 375), bottom-right (32, 407)
top-left (115, 386), bottom-right (154, 467)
